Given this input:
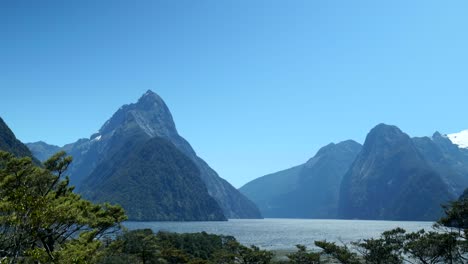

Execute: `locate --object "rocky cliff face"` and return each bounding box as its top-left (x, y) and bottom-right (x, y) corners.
top-left (80, 135), bottom-right (226, 221)
top-left (28, 90), bottom-right (261, 219)
top-left (338, 124), bottom-right (453, 221)
top-left (413, 132), bottom-right (468, 196)
top-left (98, 91), bottom-right (261, 218)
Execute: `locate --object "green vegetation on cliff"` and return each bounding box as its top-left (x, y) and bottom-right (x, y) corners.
top-left (81, 136), bottom-right (226, 221)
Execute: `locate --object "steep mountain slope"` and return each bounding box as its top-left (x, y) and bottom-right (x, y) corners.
top-left (413, 132), bottom-right (468, 196)
top-left (28, 90), bottom-right (261, 219)
top-left (81, 135), bottom-right (226, 221)
top-left (26, 141), bottom-right (60, 162)
top-left (240, 140), bottom-right (362, 218)
top-left (339, 124), bottom-right (453, 221)
top-left (107, 91), bottom-right (261, 218)
top-left (0, 117), bottom-right (40, 164)
top-left (239, 165), bottom-right (304, 216)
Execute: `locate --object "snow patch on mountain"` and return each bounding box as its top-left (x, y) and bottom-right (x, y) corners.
top-left (447, 130), bottom-right (468, 149)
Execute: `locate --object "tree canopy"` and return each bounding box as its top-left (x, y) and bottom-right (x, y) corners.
top-left (0, 151), bottom-right (126, 263)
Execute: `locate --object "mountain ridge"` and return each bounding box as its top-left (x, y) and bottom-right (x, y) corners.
top-left (241, 123), bottom-right (468, 221)
top-left (0, 117), bottom-right (40, 165)
top-left (28, 90), bottom-right (261, 220)
top-left (240, 140), bottom-right (362, 218)
top-left (338, 123), bottom-right (454, 221)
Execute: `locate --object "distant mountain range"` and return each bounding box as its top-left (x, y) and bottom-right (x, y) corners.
top-left (241, 124), bottom-right (468, 221)
top-left (26, 90), bottom-right (261, 221)
top-left (3, 93), bottom-right (468, 221)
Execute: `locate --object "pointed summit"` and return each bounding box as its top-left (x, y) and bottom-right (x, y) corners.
top-left (65, 91), bottom-right (261, 219)
top-left (143, 89), bottom-right (157, 96)
top-left (99, 90), bottom-right (177, 139)
top-left (137, 89), bottom-right (165, 106)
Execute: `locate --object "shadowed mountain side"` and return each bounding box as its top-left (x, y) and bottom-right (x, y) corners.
top-left (28, 90), bottom-right (261, 219)
top-left (80, 136), bottom-right (226, 221)
top-left (338, 124), bottom-right (454, 221)
top-left (413, 132), bottom-right (468, 196)
top-left (26, 141), bottom-right (60, 162)
top-left (0, 117), bottom-right (40, 165)
top-left (240, 140), bottom-right (362, 218)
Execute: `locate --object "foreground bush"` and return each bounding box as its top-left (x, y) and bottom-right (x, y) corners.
top-left (99, 229), bottom-right (273, 264)
top-left (0, 151), bottom-right (126, 263)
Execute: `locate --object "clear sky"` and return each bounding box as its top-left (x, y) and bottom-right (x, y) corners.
top-left (1, 0), bottom-right (468, 187)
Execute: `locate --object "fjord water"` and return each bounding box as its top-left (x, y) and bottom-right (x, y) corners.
top-left (125, 219), bottom-right (433, 250)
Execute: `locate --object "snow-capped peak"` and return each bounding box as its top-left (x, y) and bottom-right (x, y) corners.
top-left (447, 130), bottom-right (468, 149)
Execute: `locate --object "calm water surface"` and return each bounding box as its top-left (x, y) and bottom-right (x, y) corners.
top-left (125, 219), bottom-right (434, 250)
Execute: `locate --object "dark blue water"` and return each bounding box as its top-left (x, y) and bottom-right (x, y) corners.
top-left (125, 218), bottom-right (434, 250)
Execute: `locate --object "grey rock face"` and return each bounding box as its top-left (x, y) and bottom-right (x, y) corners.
top-left (412, 132), bottom-right (468, 196)
top-left (28, 90), bottom-right (261, 219)
top-left (338, 124), bottom-right (453, 221)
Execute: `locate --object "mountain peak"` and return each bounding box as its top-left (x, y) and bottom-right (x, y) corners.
top-left (136, 90), bottom-right (165, 108)
top-left (430, 131), bottom-right (458, 151)
top-left (339, 123), bottom-right (452, 221)
top-left (365, 123), bottom-right (407, 146)
top-left (144, 89), bottom-right (156, 95)
top-left (370, 123), bottom-right (402, 135)
top-left (432, 131), bottom-right (444, 139)
top-left (314, 140), bottom-right (361, 157)
top-left (359, 123), bottom-right (417, 160)
top-left (140, 89), bottom-right (160, 100)
top-left (305, 139), bottom-right (362, 169)
top-left (99, 90), bottom-right (177, 138)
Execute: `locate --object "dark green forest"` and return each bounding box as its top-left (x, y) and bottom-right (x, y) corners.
top-left (0, 151), bottom-right (467, 263)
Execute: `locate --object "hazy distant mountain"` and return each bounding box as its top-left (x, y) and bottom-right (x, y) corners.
top-left (338, 124), bottom-right (454, 221)
top-left (242, 124), bottom-right (468, 221)
top-left (240, 165), bottom-right (303, 217)
top-left (29, 90), bottom-right (261, 220)
top-left (26, 141), bottom-right (60, 162)
top-left (0, 117), bottom-right (40, 164)
top-left (81, 135), bottom-right (226, 221)
top-left (240, 140), bottom-right (362, 218)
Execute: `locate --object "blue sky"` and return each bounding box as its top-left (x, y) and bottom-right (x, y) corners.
top-left (1, 0), bottom-right (468, 187)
